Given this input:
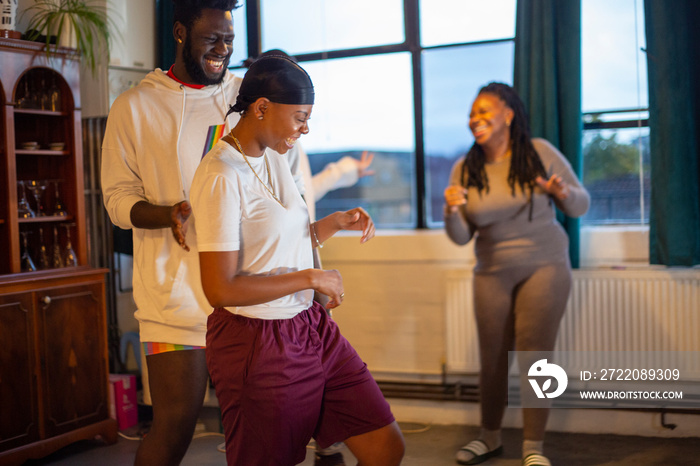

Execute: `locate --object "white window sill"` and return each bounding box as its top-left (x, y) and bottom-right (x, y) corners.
top-left (579, 224), bottom-right (649, 268)
top-left (324, 225), bottom-right (652, 268)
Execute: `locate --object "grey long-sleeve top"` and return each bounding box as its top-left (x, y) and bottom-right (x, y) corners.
top-left (444, 138), bottom-right (590, 272)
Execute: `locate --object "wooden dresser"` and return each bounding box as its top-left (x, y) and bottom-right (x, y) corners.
top-left (0, 38), bottom-right (117, 465)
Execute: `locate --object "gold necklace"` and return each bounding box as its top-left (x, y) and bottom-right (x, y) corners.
top-left (230, 135), bottom-right (284, 207)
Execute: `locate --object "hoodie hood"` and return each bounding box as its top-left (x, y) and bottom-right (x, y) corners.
top-left (102, 68), bottom-right (242, 230)
top-left (141, 68), bottom-right (238, 96)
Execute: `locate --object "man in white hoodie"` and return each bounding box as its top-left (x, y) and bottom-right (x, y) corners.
top-left (101, 1), bottom-right (241, 464)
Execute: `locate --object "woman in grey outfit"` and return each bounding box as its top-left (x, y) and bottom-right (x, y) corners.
top-left (444, 82), bottom-right (589, 466)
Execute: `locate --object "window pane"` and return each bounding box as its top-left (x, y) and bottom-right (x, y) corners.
top-left (420, 0), bottom-right (516, 47)
top-left (582, 0), bottom-right (647, 111)
top-left (581, 127), bottom-right (650, 225)
top-left (261, 0), bottom-right (405, 55)
top-left (231, 4), bottom-right (248, 67)
top-left (422, 42), bottom-right (514, 226)
top-left (302, 54), bottom-right (416, 228)
top-left (581, 0), bottom-right (649, 226)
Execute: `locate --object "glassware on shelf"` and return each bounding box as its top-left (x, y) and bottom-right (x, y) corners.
top-left (52, 179), bottom-right (68, 216)
top-left (40, 77), bottom-right (50, 111)
top-left (38, 227), bottom-right (51, 270)
top-left (20, 231), bottom-right (37, 272)
top-left (28, 78), bottom-right (38, 109)
top-left (16, 80), bottom-right (28, 108)
top-left (17, 181), bottom-right (35, 218)
top-left (16, 79), bottom-right (36, 109)
top-left (49, 75), bottom-right (62, 112)
top-left (26, 180), bottom-right (48, 217)
top-left (52, 226), bottom-right (64, 268)
top-left (62, 223), bottom-right (78, 267)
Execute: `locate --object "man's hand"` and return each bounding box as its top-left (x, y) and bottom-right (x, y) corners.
top-left (171, 200), bottom-right (192, 251)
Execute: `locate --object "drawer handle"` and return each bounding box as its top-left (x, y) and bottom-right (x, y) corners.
top-left (42, 296), bottom-right (52, 305)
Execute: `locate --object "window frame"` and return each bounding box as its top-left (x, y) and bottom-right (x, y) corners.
top-left (237, 1), bottom-right (647, 230)
top-left (239, 0), bottom-right (519, 228)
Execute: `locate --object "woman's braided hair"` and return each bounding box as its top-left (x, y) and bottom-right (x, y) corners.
top-left (460, 82), bottom-right (547, 207)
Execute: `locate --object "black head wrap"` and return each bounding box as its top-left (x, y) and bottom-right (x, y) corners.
top-left (228, 55), bottom-right (314, 116)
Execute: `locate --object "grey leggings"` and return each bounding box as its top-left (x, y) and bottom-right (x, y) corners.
top-left (473, 261), bottom-right (571, 440)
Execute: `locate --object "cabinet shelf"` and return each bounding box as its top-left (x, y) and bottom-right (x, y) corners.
top-left (13, 108), bottom-right (69, 117)
top-left (16, 149), bottom-right (70, 156)
top-left (0, 265), bottom-right (107, 285)
top-left (18, 215), bottom-right (74, 224)
top-left (3, 265), bottom-right (86, 278)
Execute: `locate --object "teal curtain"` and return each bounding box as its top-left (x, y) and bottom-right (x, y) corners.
top-left (513, 0), bottom-right (583, 268)
top-left (645, 0), bottom-right (700, 266)
top-left (156, 0), bottom-right (176, 70)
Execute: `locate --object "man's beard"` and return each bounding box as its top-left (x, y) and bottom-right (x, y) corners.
top-left (182, 35), bottom-right (229, 86)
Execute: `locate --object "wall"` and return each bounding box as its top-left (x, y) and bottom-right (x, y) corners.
top-left (106, 0), bottom-right (155, 109)
top-left (15, 0), bottom-right (36, 33)
top-left (319, 227), bottom-right (652, 380)
top-left (108, 0), bottom-right (155, 70)
top-left (323, 231), bottom-right (475, 378)
top-left (15, 0), bottom-right (155, 68)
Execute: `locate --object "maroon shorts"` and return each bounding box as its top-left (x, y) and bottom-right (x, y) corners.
top-left (206, 302), bottom-right (395, 466)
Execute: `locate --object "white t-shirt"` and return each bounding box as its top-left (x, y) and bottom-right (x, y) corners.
top-left (190, 139), bottom-right (314, 319)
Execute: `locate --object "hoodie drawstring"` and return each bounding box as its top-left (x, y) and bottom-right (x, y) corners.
top-left (218, 82), bottom-right (231, 129)
top-left (175, 84), bottom-right (188, 200)
top-left (173, 79), bottom-right (231, 201)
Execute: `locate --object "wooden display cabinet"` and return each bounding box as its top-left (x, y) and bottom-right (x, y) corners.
top-left (0, 38), bottom-right (117, 464)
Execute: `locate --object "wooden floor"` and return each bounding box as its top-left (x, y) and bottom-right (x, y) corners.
top-left (19, 421), bottom-right (700, 465)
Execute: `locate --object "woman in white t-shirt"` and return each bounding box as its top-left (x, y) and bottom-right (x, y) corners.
top-left (189, 55), bottom-right (404, 466)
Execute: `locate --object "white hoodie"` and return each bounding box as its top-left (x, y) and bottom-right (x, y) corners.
top-left (101, 69), bottom-right (242, 346)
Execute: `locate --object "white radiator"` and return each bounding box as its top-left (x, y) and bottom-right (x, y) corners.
top-left (445, 268), bottom-right (700, 376)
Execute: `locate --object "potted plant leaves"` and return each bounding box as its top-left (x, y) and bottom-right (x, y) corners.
top-left (21, 0), bottom-right (116, 73)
